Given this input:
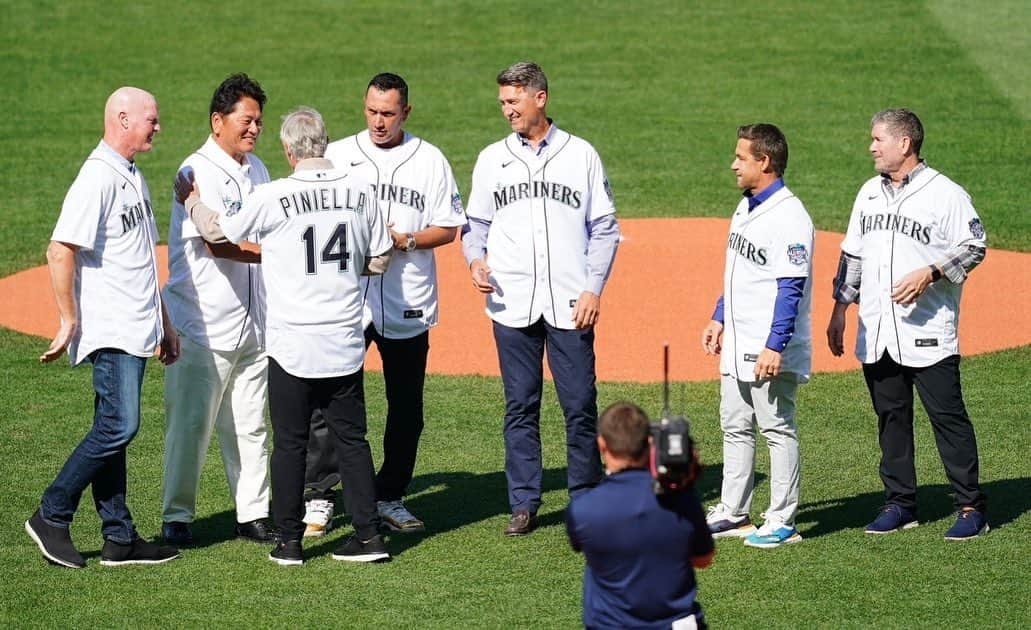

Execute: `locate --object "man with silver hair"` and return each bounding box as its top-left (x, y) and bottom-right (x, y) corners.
top-left (827, 108), bottom-right (989, 540)
top-left (462, 61), bottom-right (620, 536)
top-left (175, 107), bottom-right (395, 564)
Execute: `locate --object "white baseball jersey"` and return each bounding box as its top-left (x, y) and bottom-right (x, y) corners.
top-left (51, 141), bottom-right (163, 365)
top-left (842, 166), bottom-right (986, 367)
top-left (720, 186), bottom-right (814, 382)
top-left (325, 130), bottom-right (466, 339)
top-left (164, 136), bottom-right (270, 351)
top-left (218, 159), bottom-right (392, 378)
top-left (465, 127), bottom-right (616, 330)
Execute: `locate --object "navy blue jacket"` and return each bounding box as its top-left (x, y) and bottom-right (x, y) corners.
top-left (566, 469), bottom-right (713, 629)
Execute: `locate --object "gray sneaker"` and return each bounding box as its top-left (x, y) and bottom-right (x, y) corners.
top-left (377, 500), bottom-right (425, 533)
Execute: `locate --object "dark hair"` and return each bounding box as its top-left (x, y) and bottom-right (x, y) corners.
top-left (209, 73), bottom-right (267, 120)
top-left (737, 123), bottom-right (788, 176)
top-left (872, 108), bottom-right (924, 156)
top-left (598, 402), bottom-right (651, 461)
top-left (496, 61), bottom-right (548, 93)
top-left (368, 72), bottom-right (409, 107)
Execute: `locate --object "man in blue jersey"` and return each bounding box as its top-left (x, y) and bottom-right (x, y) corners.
top-left (566, 402), bottom-right (714, 629)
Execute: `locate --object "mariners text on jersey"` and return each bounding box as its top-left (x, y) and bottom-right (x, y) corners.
top-left (727, 231), bottom-right (768, 266)
top-left (493, 180), bottom-right (583, 211)
top-left (120, 199), bottom-right (154, 235)
top-left (859, 212), bottom-right (932, 244)
top-left (278, 186), bottom-right (367, 218)
top-left (373, 183), bottom-right (425, 212)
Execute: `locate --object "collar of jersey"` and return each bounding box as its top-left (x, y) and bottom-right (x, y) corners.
top-left (200, 135), bottom-right (254, 176)
top-left (96, 140), bottom-right (134, 173)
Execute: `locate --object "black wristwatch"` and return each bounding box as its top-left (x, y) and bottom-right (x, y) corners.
top-left (929, 265), bottom-right (942, 282)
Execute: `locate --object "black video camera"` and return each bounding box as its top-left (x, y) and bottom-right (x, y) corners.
top-left (649, 345), bottom-right (702, 495)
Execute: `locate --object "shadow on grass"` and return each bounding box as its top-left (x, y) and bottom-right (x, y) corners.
top-left (797, 476), bottom-right (1029, 538)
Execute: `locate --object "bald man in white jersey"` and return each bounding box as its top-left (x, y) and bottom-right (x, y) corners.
top-left (300, 73), bottom-right (466, 536)
top-left (26, 87), bottom-right (181, 569)
top-left (828, 108), bottom-right (988, 541)
top-left (462, 62), bottom-right (620, 536)
top-left (177, 107), bottom-right (394, 565)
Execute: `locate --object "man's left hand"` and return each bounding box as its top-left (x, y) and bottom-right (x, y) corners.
top-left (754, 348), bottom-right (782, 381)
top-left (572, 291), bottom-right (601, 329)
top-left (891, 265), bottom-right (936, 306)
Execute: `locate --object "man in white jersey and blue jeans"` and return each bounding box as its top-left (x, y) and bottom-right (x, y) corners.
top-left (26, 87), bottom-right (181, 568)
top-left (701, 123), bottom-right (814, 549)
top-left (462, 61), bottom-right (620, 536)
top-left (827, 108), bottom-right (988, 541)
top-left (301, 73), bottom-right (466, 536)
top-left (161, 73), bottom-right (273, 546)
top-left (178, 107), bottom-right (394, 565)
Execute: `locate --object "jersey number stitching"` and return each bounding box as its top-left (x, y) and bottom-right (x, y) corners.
top-left (301, 223), bottom-right (351, 274)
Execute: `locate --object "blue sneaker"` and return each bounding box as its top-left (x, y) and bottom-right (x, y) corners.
top-left (743, 522), bottom-right (802, 548)
top-left (706, 504), bottom-right (757, 539)
top-left (944, 508), bottom-right (989, 541)
top-left (865, 504), bottom-right (918, 534)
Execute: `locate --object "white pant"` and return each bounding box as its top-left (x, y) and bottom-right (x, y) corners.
top-left (718, 373), bottom-right (801, 526)
top-left (162, 333), bottom-right (270, 523)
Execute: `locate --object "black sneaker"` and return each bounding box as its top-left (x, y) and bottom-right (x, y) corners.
top-left (161, 521), bottom-right (194, 546)
top-left (25, 509), bottom-right (85, 569)
top-left (236, 518), bottom-right (274, 543)
top-left (269, 539), bottom-right (303, 566)
top-left (331, 534), bottom-right (390, 562)
top-left (100, 537), bottom-right (180, 566)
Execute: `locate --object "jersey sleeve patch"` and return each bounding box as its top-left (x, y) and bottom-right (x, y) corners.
top-left (968, 218), bottom-right (985, 239)
top-left (451, 192), bottom-right (464, 215)
top-left (603, 178), bottom-right (614, 203)
top-left (786, 243), bottom-right (809, 265)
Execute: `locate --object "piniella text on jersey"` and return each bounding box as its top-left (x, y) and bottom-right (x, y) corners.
top-left (278, 186), bottom-right (367, 218)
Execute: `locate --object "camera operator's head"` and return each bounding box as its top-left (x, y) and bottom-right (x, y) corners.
top-left (598, 402), bottom-right (651, 474)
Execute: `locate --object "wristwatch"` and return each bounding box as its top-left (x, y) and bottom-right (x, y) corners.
top-left (929, 264), bottom-right (942, 282)
top-left (404, 233), bottom-right (417, 252)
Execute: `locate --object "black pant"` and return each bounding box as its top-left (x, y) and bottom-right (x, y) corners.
top-left (303, 327), bottom-right (429, 502)
top-left (269, 358), bottom-right (379, 541)
top-left (862, 352), bottom-right (986, 513)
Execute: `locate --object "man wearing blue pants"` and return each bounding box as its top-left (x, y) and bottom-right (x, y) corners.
top-left (462, 61), bottom-right (620, 535)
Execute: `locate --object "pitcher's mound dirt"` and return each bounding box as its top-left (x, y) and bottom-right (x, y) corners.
top-left (3, 218), bottom-right (1027, 382)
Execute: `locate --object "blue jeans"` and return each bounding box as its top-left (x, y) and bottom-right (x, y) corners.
top-left (40, 349), bottom-right (146, 543)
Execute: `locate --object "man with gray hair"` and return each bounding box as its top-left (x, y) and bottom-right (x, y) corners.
top-left (462, 61), bottom-right (621, 536)
top-left (176, 107), bottom-right (395, 564)
top-left (827, 108), bottom-right (989, 540)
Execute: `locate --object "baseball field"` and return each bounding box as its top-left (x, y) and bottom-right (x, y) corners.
top-left (1, 1), bottom-right (1028, 628)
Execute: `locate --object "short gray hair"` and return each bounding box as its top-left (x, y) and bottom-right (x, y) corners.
top-left (871, 108), bottom-right (924, 156)
top-left (497, 61), bottom-right (548, 93)
top-left (280, 107), bottom-right (328, 159)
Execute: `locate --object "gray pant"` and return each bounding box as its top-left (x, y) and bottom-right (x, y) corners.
top-left (718, 374), bottom-right (801, 526)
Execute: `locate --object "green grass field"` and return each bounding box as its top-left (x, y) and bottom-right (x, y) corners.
top-left (1, 1), bottom-right (1028, 628)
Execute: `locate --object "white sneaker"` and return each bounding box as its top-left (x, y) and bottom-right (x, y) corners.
top-left (706, 503), bottom-right (757, 538)
top-left (303, 499), bottom-right (334, 538)
top-left (377, 500), bottom-right (425, 533)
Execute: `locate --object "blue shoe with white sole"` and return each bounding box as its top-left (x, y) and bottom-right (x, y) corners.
top-left (743, 523), bottom-right (802, 548)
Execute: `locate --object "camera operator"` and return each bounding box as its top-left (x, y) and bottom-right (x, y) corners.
top-left (566, 402), bottom-right (714, 629)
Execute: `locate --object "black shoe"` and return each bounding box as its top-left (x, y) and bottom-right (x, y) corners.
top-left (100, 537), bottom-right (180, 566)
top-left (25, 509), bottom-right (85, 569)
top-left (331, 534), bottom-right (390, 562)
top-left (161, 521), bottom-right (194, 546)
top-left (236, 518), bottom-right (274, 543)
top-left (269, 539), bottom-right (304, 566)
top-left (504, 510), bottom-right (537, 536)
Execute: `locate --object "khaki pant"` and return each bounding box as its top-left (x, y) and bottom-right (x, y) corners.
top-left (162, 333), bottom-right (270, 523)
top-left (718, 373), bottom-right (801, 527)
